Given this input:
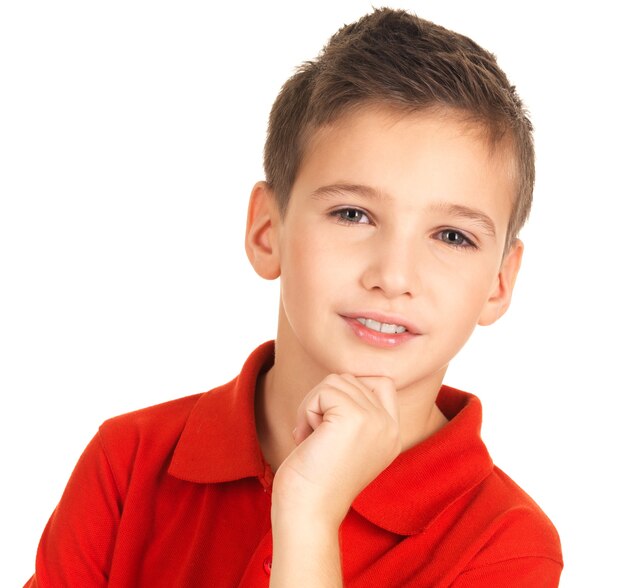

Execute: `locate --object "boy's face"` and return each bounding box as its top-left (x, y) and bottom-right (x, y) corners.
top-left (252, 106), bottom-right (522, 392)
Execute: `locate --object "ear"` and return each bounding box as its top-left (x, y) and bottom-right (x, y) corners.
top-left (478, 239), bottom-right (524, 326)
top-left (245, 181), bottom-right (282, 280)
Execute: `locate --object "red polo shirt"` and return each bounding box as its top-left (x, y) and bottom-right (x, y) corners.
top-left (26, 340), bottom-right (562, 587)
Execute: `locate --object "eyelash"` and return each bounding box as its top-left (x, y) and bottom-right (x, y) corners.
top-left (329, 207), bottom-right (477, 250)
top-left (331, 207), bottom-right (371, 225)
top-left (438, 229), bottom-right (476, 249)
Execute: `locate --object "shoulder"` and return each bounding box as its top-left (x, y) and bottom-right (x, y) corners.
top-left (99, 392), bottom-right (203, 445)
top-left (437, 386), bottom-right (561, 562)
top-left (464, 464), bottom-right (562, 569)
top-left (95, 393), bottom-right (205, 495)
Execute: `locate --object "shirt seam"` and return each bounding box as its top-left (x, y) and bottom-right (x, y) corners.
top-left (97, 428), bottom-right (124, 501)
top-left (458, 554), bottom-right (564, 576)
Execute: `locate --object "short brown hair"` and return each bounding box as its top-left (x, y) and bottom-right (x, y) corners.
top-left (263, 8), bottom-right (534, 252)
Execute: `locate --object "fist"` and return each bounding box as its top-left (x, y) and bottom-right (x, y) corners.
top-left (272, 373), bottom-right (402, 527)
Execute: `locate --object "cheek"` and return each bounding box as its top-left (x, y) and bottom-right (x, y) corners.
top-left (279, 229), bottom-right (340, 314)
top-left (435, 265), bottom-right (496, 324)
top-left (289, 225), bottom-right (347, 280)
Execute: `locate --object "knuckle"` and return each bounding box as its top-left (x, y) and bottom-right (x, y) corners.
top-left (323, 373), bottom-right (344, 387)
top-left (352, 404), bottom-right (369, 420)
top-left (339, 373), bottom-right (359, 385)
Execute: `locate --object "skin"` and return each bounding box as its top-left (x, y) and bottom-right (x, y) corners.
top-left (245, 105), bottom-right (523, 587)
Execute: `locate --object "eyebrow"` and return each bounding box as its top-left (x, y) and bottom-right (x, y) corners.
top-left (310, 183), bottom-right (496, 238)
top-left (310, 183), bottom-right (391, 202)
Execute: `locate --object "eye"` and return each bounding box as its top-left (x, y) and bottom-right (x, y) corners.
top-left (331, 207), bottom-right (372, 225)
top-left (437, 229), bottom-right (476, 249)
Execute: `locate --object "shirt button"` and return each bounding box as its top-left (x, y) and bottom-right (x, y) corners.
top-left (263, 556), bottom-right (272, 575)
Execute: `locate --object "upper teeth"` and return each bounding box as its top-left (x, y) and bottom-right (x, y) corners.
top-left (356, 317), bottom-right (407, 334)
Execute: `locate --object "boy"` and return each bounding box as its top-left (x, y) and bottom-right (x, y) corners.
top-left (26, 7), bottom-right (562, 587)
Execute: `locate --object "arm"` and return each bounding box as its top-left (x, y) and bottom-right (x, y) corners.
top-left (270, 511), bottom-right (343, 586)
top-left (269, 374), bottom-right (401, 588)
top-left (24, 432), bottom-right (121, 587)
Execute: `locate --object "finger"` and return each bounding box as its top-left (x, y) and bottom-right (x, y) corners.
top-left (337, 373), bottom-right (380, 408)
top-left (320, 373), bottom-right (379, 411)
top-left (357, 376), bottom-right (399, 423)
top-left (293, 388), bottom-right (329, 445)
top-left (293, 382), bottom-right (362, 445)
top-left (292, 420), bottom-right (314, 446)
top-left (292, 373), bottom-right (395, 445)
top-left (332, 373), bottom-right (395, 416)
top-left (292, 383), bottom-right (337, 445)
top-left (303, 374), bottom-right (374, 416)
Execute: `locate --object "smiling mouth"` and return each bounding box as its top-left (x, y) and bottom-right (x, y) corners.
top-left (355, 317), bottom-right (407, 334)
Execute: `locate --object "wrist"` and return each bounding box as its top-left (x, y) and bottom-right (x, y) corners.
top-left (271, 469), bottom-right (351, 529)
top-left (270, 509), bottom-right (343, 587)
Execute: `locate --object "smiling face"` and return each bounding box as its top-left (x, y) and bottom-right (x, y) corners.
top-left (248, 105), bottom-right (523, 395)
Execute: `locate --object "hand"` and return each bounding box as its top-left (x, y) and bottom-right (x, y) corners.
top-left (271, 373), bottom-right (402, 528)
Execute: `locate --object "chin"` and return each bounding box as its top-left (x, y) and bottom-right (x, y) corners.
top-left (332, 354), bottom-right (396, 379)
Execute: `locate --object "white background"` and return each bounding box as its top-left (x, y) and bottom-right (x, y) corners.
top-left (1, 1), bottom-right (623, 586)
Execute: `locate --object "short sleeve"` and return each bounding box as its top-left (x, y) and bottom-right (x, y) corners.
top-left (450, 556), bottom-right (563, 587)
top-left (24, 431), bottom-right (122, 587)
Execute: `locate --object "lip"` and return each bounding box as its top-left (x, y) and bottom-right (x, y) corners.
top-left (340, 311), bottom-right (421, 349)
top-left (342, 316), bottom-right (418, 348)
top-left (340, 311), bottom-right (421, 335)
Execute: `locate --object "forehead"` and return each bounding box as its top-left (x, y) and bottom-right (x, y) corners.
top-left (294, 106), bottom-right (517, 220)
top-left (304, 104), bottom-right (516, 174)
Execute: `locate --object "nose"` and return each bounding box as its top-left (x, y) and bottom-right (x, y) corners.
top-left (360, 231), bottom-right (420, 299)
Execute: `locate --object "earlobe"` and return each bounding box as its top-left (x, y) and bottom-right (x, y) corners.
top-left (245, 181), bottom-right (282, 280)
top-left (478, 239), bottom-right (524, 326)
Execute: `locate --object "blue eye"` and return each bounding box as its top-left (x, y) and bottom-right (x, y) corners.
top-left (439, 229), bottom-right (476, 249)
top-left (332, 208), bottom-right (371, 225)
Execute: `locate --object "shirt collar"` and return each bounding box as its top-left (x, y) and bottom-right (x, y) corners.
top-left (168, 340), bottom-right (275, 483)
top-left (351, 386), bottom-right (493, 535)
top-left (168, 340), bottom-right (493, 535)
